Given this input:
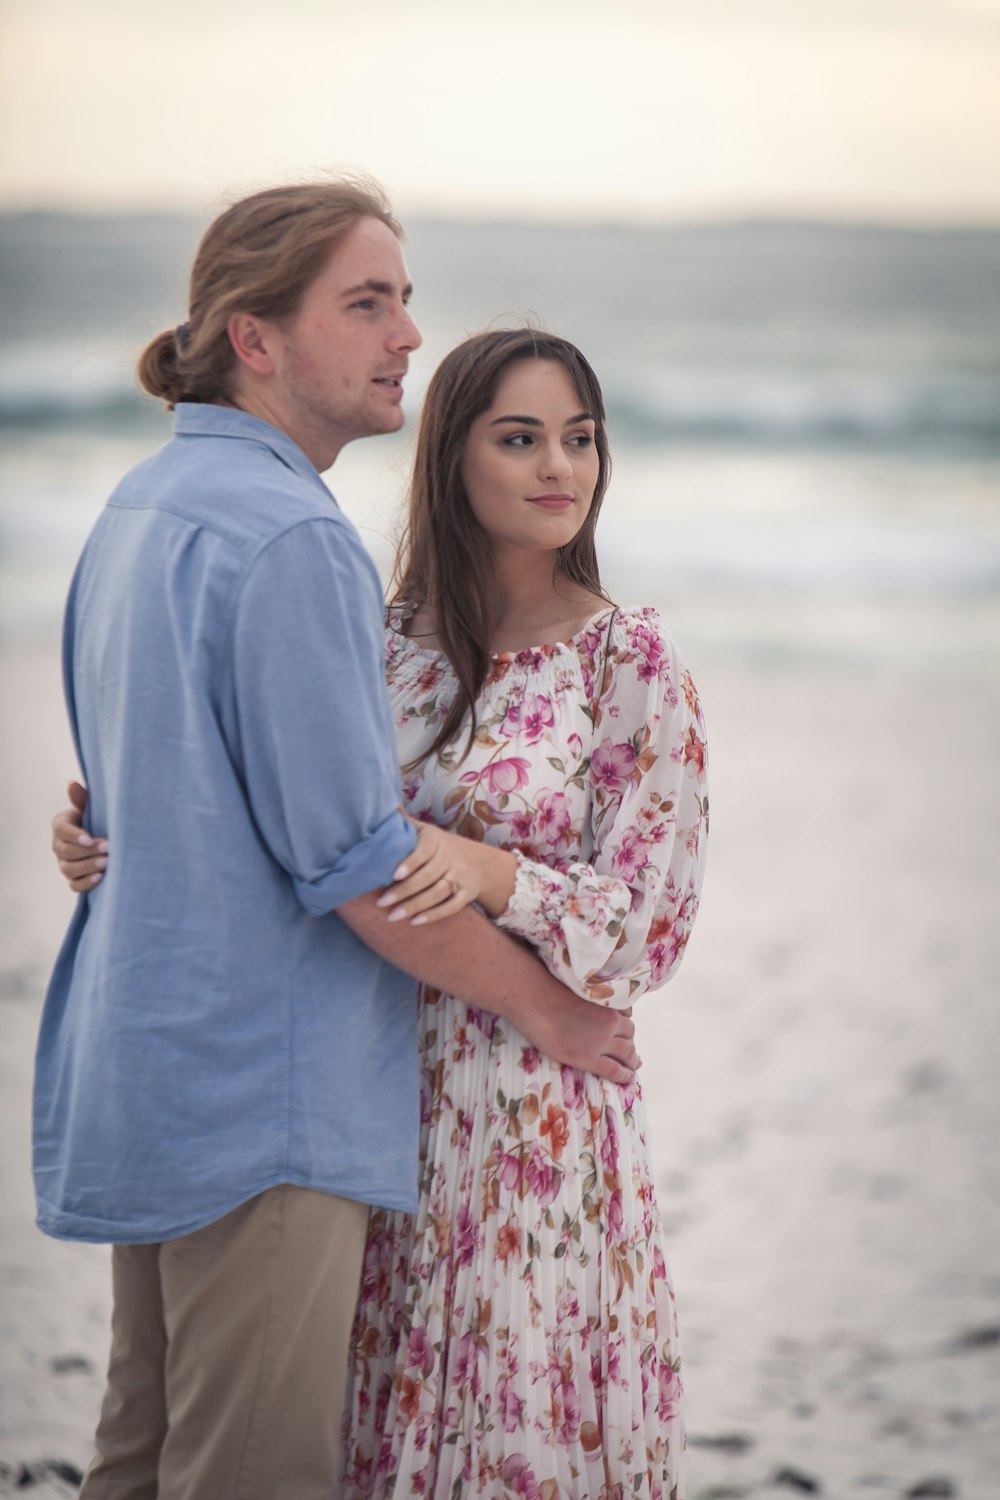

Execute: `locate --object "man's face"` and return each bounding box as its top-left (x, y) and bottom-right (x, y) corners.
top-left (270, 216), bottom-right (422, 464)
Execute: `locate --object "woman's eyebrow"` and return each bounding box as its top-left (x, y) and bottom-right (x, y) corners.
top-left (488, 412), bottom-right (593, 427)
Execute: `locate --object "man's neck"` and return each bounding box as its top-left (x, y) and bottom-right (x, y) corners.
top-left (229, 388), bottom-right (341, 474)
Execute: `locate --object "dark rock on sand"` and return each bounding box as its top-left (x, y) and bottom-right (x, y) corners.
top-left (45, 1461), bottom-right (83, 1486)
top-left (906, 1481), bottom-right (956, 1499)
top-left (49, 1354), bottom-right (93, 1374)
top-left (13, 1460), bottom-right (83, 1488)
top-left (773, 1466), bottom-right (821, 1493)
top-left (947, 1325), bottom-right (1000, 1353)
top-left (689, 1432), bottom-right (755, 1454)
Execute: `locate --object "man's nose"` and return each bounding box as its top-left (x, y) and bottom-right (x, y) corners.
top-left (391, 307), bottom-right (422, 353)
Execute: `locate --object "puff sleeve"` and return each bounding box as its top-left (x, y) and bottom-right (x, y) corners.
top-left (496, 609), bottom-right (708, 1008)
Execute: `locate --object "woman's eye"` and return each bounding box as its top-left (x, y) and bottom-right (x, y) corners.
top-left (568, 434), bottom-right (594, 449)
top-left (502, 433), bottom-right (534, 448)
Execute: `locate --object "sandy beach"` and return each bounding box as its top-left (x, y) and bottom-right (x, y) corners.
top-left (2, 623), bottom-right (998, 1499)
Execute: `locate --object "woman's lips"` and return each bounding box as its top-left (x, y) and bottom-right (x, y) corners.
top-left (527, 494), bottom-right (574, 510)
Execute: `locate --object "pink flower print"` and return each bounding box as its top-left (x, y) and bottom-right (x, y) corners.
top-left (560, 1065), bottom-right (586, 1114)
top-left (481, 756), bottom-right (532, 794)
top-left (607, 1189), bottom-right (624, 1237)
top-left (497, 1374), bottom-right (523, 1433)
top-left (534, 787), bottom-right (572, 849)
top-left (507, 808), bottom-right (535, 842)
top-left (498, 1151), bottom-right (524, 1193)
top-left (453, 1331), bottom-right (481, 1391)
top-left (606, 1334), bottom-right (622, 1386)
top-left (455, 1201), bottom-right (476, 1268)
top-left (612, 828), bottom-right (651, 882)
top-left (657, 1360), bottom-right (683, 1422)
top-left (520, 1045), bottom-right (541, 1075)
top-left (567, 730), bottom-right (583, 759)
top-left (557, 1286), bottom-right (581, 1324)
top-left (633, 624), bottom-right (664, 683)
top-left (649, 933), bottom-right (682, 984)
top-left (525, 1143), bottom-right (560, 1209)
top-left (591, 737), bottom-right (637, 794)
top-left (501, 1455), bottom-right (543, 1499)
top-left (502, 692), bottom-right (555, 746)
top-left (406, 1326), bottom-right (434, 1377)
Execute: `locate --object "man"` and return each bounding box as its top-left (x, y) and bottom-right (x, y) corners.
top-left (37, 179), bottom-right (638, 1499)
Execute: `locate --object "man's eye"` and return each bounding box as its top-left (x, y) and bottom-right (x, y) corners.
top-left (352, 298), bottom-right (377, 311)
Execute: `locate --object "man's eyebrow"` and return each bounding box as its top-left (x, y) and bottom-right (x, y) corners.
top-left (488, 412), bottom-right (594, 427)
top-left (341, 279), bottom-right (413, 299)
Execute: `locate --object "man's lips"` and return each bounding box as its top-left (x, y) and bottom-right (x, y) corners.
top-left (526, 493), bottom-right (574, 510)
top-left (373, 374), bottom-right (405, 391)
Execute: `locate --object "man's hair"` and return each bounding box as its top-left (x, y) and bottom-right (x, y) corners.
top-left (137, 177), bottom-right (402, 410)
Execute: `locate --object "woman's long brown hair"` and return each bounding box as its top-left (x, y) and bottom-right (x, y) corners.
top-left (390, 328), bottom-right (614, 768)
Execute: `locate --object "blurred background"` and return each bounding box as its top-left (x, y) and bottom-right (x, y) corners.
top-left (1, 1), bottom-right (998, 1495)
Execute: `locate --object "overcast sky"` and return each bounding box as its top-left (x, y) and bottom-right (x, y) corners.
top-left (1, 0), bottom-right (999, 222)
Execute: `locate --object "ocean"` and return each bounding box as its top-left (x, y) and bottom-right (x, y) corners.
top-left (2, 213), bottom-right (999, 670)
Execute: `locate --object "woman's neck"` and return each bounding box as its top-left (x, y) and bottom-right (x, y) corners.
top-left (484, 555), bottom-right (606, 653)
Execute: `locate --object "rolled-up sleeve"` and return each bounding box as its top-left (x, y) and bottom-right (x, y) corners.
top-left (230, 515), bottom-right (416, 911)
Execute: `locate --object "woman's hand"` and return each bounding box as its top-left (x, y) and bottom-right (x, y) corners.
top-left (51, 781), bottom-right (108, 893)
top-left (377, 819), bottom-right (489, 926)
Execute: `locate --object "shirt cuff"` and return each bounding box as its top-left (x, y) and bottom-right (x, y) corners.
top-left (292, 810), bottom-right (418, 915)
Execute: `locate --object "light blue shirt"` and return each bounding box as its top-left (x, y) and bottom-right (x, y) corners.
top-left (34, 404), bottom-right (419, 1243)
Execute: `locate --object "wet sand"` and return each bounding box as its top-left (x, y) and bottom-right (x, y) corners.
top-left (2, 634), bottom-right (998, 1498)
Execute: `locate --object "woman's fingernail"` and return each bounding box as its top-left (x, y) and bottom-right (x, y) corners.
top-left (77, 833), bottom-right (94, 847)
top-left (411, 915), bottom-right (427, 927)
top-left (393, 864), bottom-right (408, 881)
top-left (387, 907), bottom-right (407, 922)
top-left (376, 893), bottom-right (394, 908)
top-left (88, 873), bottom-right (103, 887)
top-left (96, 841), bottom-right (109, 854)
top-left (95, 857), bottom-right (108, 871)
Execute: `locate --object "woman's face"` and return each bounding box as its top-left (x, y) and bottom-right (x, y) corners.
top-left (459, 358), bottom-right (600, 559)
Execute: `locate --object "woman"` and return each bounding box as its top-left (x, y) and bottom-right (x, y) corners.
top-left (53, 329), bottom-right (708, 1498)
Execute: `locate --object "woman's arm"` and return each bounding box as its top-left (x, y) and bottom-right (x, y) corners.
top-left (49, 788), bottom-right (641, 1084)
top-left (496, 610), bottom-right (709, 1010)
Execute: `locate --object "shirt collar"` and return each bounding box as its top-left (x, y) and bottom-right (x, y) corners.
top-left (172, 403), bottom-right (328, 492)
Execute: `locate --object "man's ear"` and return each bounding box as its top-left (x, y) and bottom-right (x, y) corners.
top-left (228, 313), bottom-right (279, 376)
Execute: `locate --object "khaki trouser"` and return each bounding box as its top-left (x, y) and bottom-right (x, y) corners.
top-left (80, 1185), bottom-right (369, 1500)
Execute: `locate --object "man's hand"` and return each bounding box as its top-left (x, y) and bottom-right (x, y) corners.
top-left (510, 988), bottom-right (639, 1083)
top-left (339, 894), bottom-right (640, 1085)
top-left (51, 781), bottom-right (107, 893)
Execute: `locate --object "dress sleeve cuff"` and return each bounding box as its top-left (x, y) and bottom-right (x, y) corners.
top-left (495, 848), bottom-right (568, 947)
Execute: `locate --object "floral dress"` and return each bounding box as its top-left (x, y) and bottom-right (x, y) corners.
top-left (340, 606), bottom-right (709, 1500)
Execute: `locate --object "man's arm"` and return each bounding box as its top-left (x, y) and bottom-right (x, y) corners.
top-left (338, 889), bottom-right (639, 1085)
top-left (51, 792), bottom-right (639, 1084)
